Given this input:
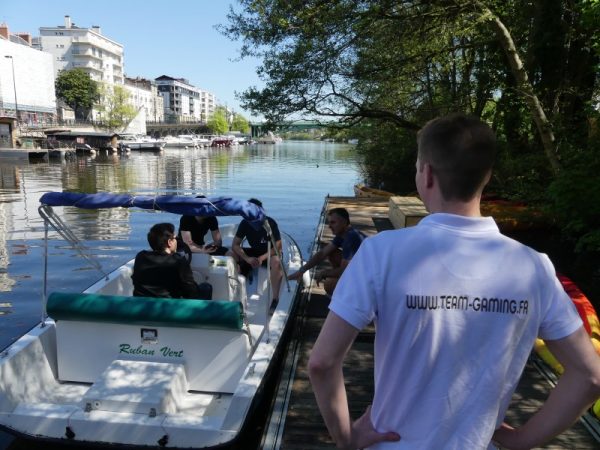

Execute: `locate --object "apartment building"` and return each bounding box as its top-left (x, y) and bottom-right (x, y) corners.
top-left (36, 15), bottom-right (124, 85)
top-left (0, 24), bottom-right (56, 127)
top-left (124, 76), bottom-right (164, 123)
top-left (155, 75), bottom-right (215, 122)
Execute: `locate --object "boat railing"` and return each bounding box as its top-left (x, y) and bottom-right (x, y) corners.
top-left (38, 205), bottom-right (108, 324)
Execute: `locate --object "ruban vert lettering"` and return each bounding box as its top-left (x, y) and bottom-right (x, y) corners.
top-left (118, 344), bottom-right (184, 357)
top-left (406, 294), bottom-right (529, 315)
top-left (159, 346), bottom-right (183, 357)
top-left (119, 344), bottom-right (155, 355)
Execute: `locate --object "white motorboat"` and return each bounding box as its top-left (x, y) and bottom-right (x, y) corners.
top-left (256, 131), bottom-right (283, 144)
top-left (163, 135), bottom-right (199, 149)
top-left (119, 134), bottom-right (166, 152)
top-left (0, 192), bottom-right (306, 449)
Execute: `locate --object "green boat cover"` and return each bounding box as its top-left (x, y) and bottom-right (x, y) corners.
top-left (47, 292), bottom-right (243, 330)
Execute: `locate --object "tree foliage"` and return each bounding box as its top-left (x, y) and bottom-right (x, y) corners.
top-left (207, 107), bottom-right (229, 134)
top-left (224, 0), bottom-right (600, 253)
top-left (231, 113), bottom-right (250, 133)
top-left (95, 84), bottom-right (137, 131)
top-left (55, 68), bottom-right (100, 119)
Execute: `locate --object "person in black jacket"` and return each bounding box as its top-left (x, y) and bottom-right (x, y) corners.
top-left (132, 222), bottom-right (201, 298)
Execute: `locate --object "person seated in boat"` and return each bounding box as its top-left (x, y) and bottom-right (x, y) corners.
top-left (177, 195), bottom-right (230, 257)
top-left (308, 114), bottom-right (600, 450)
top-left (232, 198), bottom-right (283, 310)
top-left (288, 207), bottom-right (366, 296)
top-left (132, 222), bottom-right (202, 299)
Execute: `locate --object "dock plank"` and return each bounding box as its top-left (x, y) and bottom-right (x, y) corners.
top-left (279, 196), bottom-right (600, 449)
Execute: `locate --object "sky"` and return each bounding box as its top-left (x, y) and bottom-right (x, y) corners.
top-left (0, 0), bottom-right (264, 119)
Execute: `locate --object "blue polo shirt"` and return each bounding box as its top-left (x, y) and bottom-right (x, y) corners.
top-left (332, 228), bottom-right (366, 259)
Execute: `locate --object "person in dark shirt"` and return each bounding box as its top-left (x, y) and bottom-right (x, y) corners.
top-left (232, 198), bottom-right (282, 309)
top-left (289, 208), bottom-right (366, 296)
top-left (132, 222), bottom-right (201, 298)
top-left (177, 196), bottom-right (229, 256)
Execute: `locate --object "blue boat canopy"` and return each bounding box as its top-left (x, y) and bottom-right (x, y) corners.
top-left (39, 192), bottom-right (265, 224)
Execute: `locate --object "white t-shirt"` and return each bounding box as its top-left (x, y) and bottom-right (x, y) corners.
top-left (330, 213), bottom-right (582, 450)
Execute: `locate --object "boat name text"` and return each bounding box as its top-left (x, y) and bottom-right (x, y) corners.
top-left (118, 344), bottom-right (184, 357)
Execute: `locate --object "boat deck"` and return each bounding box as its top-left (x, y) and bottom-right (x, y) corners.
top-left (270, 196), bottom-right (600, 449)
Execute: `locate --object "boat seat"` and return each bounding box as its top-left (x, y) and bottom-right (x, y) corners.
top-left (191, 255), bottom-right (243, 301)
top-left (47, 293), bottom-right (263, 393)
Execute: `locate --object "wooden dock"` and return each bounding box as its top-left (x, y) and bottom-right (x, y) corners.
top-left (265, 196), bottom-right (600, 449)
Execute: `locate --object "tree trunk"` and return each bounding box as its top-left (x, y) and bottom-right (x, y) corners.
top-left (476, 2), bottom-right (561, 174)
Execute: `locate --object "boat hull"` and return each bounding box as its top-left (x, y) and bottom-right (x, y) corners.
top-left (0, 224), bottom-right (306, 448)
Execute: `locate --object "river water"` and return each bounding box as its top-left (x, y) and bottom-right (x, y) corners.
top-left (0, 141), bottom-right (360, 352)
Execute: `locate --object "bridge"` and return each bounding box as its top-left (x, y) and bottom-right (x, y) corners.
top-left (249, 120), bottom-right (328, 137)
top-left (143, 119), bottom-right (330, 138)
top-left (146, 121), bottom-right (210, 137)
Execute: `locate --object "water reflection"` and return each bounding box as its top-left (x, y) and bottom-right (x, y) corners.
top-left (0, 141), bottom-right (359, 351)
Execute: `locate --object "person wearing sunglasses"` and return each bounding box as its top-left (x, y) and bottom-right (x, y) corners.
top-left (132, 222), bottom-right (201, 299)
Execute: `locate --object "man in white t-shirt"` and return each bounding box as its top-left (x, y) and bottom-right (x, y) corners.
top-left (308, 114), bottom-right (600, 450)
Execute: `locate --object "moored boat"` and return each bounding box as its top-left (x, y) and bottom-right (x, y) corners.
top-left (162, 135), bottom-right (198, 149)
top-left (119, 134), bottom-right (166, 152)
top-left (353, 183), bottom-right (395, 198)
top-left (256, 131), bottom-right (282, 144)
top-left (533, 273), bottom-right (600, 419)
top-left (0, 192), bottom-right (306, 448)
top-left (210, 136), bottom-right (236, 147)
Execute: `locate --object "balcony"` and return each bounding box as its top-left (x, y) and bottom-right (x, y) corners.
top-left (72, 51), bottom-right (103, 61)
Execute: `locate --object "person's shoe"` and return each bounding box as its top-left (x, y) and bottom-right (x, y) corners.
top-left (269, 298), bottom-right (279, 314)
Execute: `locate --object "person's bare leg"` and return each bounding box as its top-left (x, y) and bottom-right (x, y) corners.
top-left (270, 255), bottom-right (283, 304)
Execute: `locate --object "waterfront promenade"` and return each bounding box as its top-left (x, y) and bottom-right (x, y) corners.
top-left (269, 196), bottom-right (600, 449)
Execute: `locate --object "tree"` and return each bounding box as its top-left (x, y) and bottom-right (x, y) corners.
top-left (95, 84), bottom-right (138, 131)
top-left (231, 113), bottom-right (250, 133)
top-left (224, 0), bottom-right (600, 254)
top-left (207, 107), bottom-right (229, 134)
top-left (55, 68), bottom-right (100, 119)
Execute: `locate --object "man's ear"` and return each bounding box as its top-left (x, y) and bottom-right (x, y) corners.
top-left (483, 170), bottom-right (492, 186)
top-left (425, 163), bottom-right (435, 188)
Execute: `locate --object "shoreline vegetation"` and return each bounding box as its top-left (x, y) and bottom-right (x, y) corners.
top-left (224, 1), bottom-right (600, 308)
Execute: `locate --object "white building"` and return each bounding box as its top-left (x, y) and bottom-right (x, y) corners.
top-left (155, 75), bottom-right (215, 122)
top-left (0, 24), bottom-right (56, 126)
top-left (124, 76), bottom-right (164, 123)
top-left (36, 15), bottom-right (124, 85)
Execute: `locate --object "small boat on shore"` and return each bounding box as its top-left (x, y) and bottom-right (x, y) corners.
top-left (533, 273), bottom-right (600, 419)
top-left (353, 183), bottom-right (395, 198)
top-left (0, 192), bottom-right (306, 449)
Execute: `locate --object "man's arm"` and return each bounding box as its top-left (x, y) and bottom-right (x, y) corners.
top-left (288, 242), bottom-right (337, 280)
top-left (180, 230), bottom-right (207, 253)
top-left (309, 311), bottom-right (400, 449)
top-left (232, 235), bottom-right (245, 258)
top-left (233, 235), bottom-right (261, 268)
top-left (315, 257), bottom-right (350, 283)
top-left (493, 326), bottom-right (600, 449)
top-left (209, 228), bottom-right (223, 247)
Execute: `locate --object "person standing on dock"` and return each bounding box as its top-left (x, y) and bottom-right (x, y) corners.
top-left (308, 114), bottom-right (600, 450)
top-left (288, 207), bottom-right (366, 296)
